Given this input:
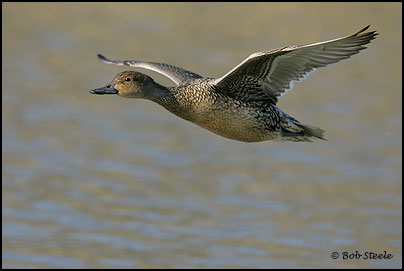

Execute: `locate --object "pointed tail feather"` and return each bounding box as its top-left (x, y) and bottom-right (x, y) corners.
top-left (280, 120), bottom-right (326, 142)
top-left (294, 122), bottom-right (326, 140)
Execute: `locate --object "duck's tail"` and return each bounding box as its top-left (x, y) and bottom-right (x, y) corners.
top-left (280, 120), bottom-right (326, 142)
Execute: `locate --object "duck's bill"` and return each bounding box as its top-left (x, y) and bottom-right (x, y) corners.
top-left (89, 84), bottom-right (118, 95)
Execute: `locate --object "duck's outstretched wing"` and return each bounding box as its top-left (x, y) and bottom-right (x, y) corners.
top-left (214, 25), bottom-right (378, 104)
top-left (97, 54), bottom-right (203, 86)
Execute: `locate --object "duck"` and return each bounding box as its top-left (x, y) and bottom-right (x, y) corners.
top-left (90, 25), bottom-right (377, 142)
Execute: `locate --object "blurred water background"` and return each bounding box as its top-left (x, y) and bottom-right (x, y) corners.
top-left (2, 2), bottom-right (402, 268)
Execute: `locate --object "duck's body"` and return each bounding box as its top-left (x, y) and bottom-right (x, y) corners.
top-left (156, 78), bottom-right (307, 142)
top-left (90, 26), bottom-right (377, 142)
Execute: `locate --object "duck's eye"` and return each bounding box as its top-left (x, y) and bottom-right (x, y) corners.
top-left (125, 77), bottom-right (131, 82)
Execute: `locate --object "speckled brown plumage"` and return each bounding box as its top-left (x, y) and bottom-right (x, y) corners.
top-left (90, 26), bottom-right (377, 142)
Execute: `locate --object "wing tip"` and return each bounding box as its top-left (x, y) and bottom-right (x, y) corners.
top-left (355, 25), bottom-right (379, 37)
top-left (97, 53), bottom-right (120, 65)
top-left (358, 25), bottom-right (371, 34)
top-left (97, 53), bottom-right (109, 62)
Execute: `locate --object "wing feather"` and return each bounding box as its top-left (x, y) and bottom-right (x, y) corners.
top-left (214, 25), bottom-right (378, 104)
top-left (97, 54), bottom-right (203, 86)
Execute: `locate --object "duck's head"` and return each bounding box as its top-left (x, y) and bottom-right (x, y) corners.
top-left (90, 71), bottom-right (156, 98)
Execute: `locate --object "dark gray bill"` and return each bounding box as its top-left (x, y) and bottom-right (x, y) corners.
top-left (89, 83), bottom-right (118, 95)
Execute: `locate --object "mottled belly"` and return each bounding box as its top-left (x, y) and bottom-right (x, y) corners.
top-left (193, 106), bottom-right (273, 142)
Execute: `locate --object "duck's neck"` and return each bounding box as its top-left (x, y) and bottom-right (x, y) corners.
top-left (148, 82), bottom-right (194, 121)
